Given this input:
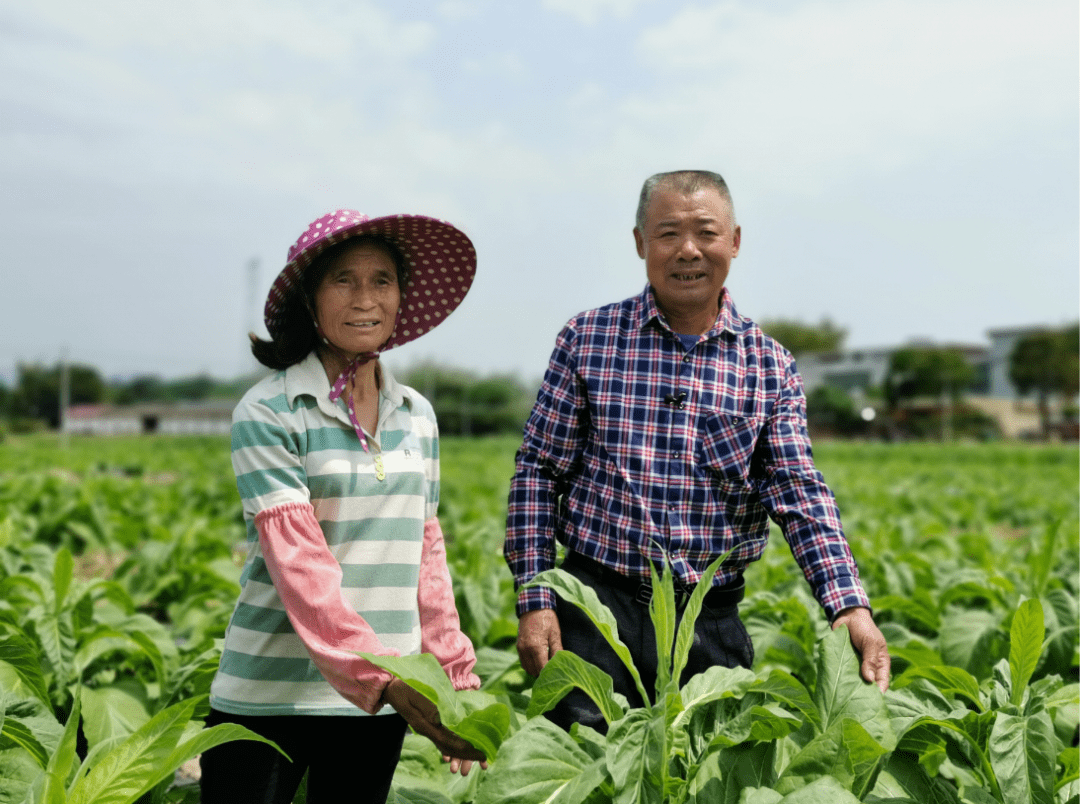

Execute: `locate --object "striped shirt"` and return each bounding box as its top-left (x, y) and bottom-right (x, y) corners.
top-left (210, 352), bottom-right (438, 716)
top-left (505, 285), bottom-right (870, 621)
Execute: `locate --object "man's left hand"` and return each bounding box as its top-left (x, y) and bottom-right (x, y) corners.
top-left (832, 606), bottom-right (890, 692)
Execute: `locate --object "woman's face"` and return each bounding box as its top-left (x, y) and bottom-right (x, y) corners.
top-left (313, 241), bottom-right (401, 355)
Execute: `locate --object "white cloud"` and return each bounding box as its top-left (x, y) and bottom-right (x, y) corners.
top-left (543, 0), bottom-right (651, 25)
top-left (631, 0), bottom-right (1076, 192)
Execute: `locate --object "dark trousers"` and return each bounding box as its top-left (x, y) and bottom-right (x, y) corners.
top-left (548, 559), bottom-right (754, 733)
top-left (199, 709), bottom-right (408, 804)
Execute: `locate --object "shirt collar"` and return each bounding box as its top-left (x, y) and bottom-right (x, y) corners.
top-left (637, 284), bottom-right (741, 339)
top-left (283, 351), bottom-right (410, 417)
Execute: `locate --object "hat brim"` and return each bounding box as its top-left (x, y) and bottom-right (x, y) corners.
top-left (264, 212), bottom-right (476, 352)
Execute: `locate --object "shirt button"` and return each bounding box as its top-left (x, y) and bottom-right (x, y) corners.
top-left (682, 355), bottom-right (691, 363)
top-left (672, 451), bottom-right (680, 458)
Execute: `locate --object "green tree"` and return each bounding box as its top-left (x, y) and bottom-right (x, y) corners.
top-left (11, 363), bottom-right (106, 428)
top-left (113, 374), bottom-right (167, 405)
top-left (1008, 324), bottom-right (1080, 437)
top-left (884, 346), bottom-right (975, 410)
top-left (760, 318), bottom-right (847, 356)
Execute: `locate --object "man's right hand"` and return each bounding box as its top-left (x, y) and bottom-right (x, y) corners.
top-left (516, 608), bottom-right (562, 677)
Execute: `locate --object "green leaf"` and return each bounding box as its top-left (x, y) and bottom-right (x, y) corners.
top-left (814, 626), bottom-right (895, 749)
top-left (749, 670), bottom-right (820, 731)
top-left (647, 559), bottom-right (677, 695)
top-left (671, 550), bottom-right (732, 686)
top-left (0, 715), bottom-right (50, 769)
top-left (361, 652), bottom-right (510, 761)
top-left (474, 718), bottom-right (603, 804)
top-left (606, 707), bottom-right (665, 804)
top-left (527, 649), bottom-right (627, 725)
top-left (0, 631), bottom-right (52, 708)
top-left (79, 681), bottom-right (152, 758)
top-left (1008, 598), bottom-right (1045, 707)
top-left (673, 664), bottom-right (757, 730)
top-left (776, 775), bottom-right (866, 802)
top-left (895, 665), bottom-right (984, 712)
top-left (988, 710), bottom-right (1057, 804)
top-left (52, 548), bottom-right (74, 612)
top-left (777, 718), bottom-right (889, 798)
top-left (526, 568), bottom-right (649, 704)
top-left (938, 608), bottom-right (1004, 679)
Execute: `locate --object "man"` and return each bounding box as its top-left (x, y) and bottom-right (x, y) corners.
top-left (504, 170), bottom-right (889, 731)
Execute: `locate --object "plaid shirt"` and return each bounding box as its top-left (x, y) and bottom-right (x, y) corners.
top-left (505, 285), bottom-right (870, 621)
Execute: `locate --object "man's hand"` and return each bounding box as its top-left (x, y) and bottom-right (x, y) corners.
top-left (381, 678), bottom-right (486, 762)
top-left (832, 606), bottom-right (891, 692)
top-left (517, 608), bottom-right (562, 677)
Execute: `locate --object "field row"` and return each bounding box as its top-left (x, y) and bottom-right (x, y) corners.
top-left (0, 436), bottom-right (1076, 803)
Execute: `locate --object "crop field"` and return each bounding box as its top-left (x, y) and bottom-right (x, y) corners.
top-left (0, 434), bottom-right (1077, 803)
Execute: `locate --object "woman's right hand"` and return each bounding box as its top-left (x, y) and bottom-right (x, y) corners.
top-left (381, 678), bottom-right (486, 762)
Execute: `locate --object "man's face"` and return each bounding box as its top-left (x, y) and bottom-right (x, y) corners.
top-left (633, 185), bottom-right (741, 332)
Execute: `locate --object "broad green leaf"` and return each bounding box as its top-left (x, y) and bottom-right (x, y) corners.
top-left (80, 682), bottom-right (152, 759)
top-left (66, 697), bottom-right (196, 804)
top-left (1058, 746), bottom-right (1079, 791)
top-left (389, 786), bottom-right (456, 804)
top-left (0, 716), bottom-right (49, 769)
top-left (938, 608), bottom-right (1003, 679)
top-left (776, 717), bottom-right (889, 798)
top-left (361, 652), bottom-right (510, 761)
top-left (749, 670), bottom-right (820, 731)
top-left (884, 679), bottom-right (961, 738)
top-left (1008, 598), bottom-right (1045, 707)
top-left (0, 632), bottom-right (52, 708)
top-left (895, 665), bottom-right (984, 712)
top-left (737, 788), bottom-right (782, 804)
top-left (38, 691), bottom-right (82, 804)
top-left (527, 649), bottom-right (627, 725)
top-left (710, 742), bottom-right (779, 804)
top-left (814, 626), bottom-right (895, 749)
top-left (747, 704), bottom-right (803, 743)
top-left (777, 774), bottom-right (866, 802)
top-left (606, 707), bottom-right (665, 804)
top-left (870, 594), bottom-right (940, 632)
top-left (474, 718), bottom-right (603, 804)
top-left (988, 710), bottom-right (1057, 804)
top-left (673, 665), bottom-right (757, 730)
top-left (159, 722), bottom-right (287, 788)
top-left (671, 550), bottom-right (732, 686)
top-left (527, 569), bottom-right (649, 703)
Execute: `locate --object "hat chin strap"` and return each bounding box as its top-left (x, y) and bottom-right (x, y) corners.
top-left (314, 317), bottom-right (386, 455)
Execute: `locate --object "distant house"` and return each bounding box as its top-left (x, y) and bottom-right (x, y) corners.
top-left (64, 401), bottom-right (235, 436)
top-left (794, 326), bottom-right (1076, 439)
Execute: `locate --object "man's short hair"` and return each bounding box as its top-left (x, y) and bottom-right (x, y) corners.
top-left (635, 170), bottom-right (736, 232)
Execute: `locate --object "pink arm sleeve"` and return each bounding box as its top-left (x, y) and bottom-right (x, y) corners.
top-left (419, 518), bottom-right (481, 691)
top-left (255, 502), bottom-right (397, 714)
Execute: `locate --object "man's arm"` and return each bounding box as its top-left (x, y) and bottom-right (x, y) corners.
top-left (755, 354), bottom-right (890, 689)
top-left (505, 322), bottom-right (587, 674)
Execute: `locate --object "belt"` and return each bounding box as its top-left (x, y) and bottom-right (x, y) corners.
top-left (563, 551), bottom-right (744, 609)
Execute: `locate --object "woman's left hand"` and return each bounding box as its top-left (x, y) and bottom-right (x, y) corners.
top-left (443, 756), bottom-right (488, 776)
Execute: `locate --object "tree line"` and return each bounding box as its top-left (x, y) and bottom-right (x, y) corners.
top-left (0, 362), bottom-right (539, 438)
top-left (3, 321), bottom-right (1075, 440)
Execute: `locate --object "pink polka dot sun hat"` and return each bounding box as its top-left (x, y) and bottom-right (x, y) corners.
top-left (264, 209), bottom-right (477, 352)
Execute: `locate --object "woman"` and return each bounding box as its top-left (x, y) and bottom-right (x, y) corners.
top-left (200, 210), bottom-right (484, 804)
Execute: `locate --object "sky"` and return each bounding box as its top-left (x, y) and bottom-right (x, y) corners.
top-left (2, 0), bottom-right (1077, 386)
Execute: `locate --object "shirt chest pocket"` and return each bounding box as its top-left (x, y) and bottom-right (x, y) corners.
top-left (699, 413), bottom-right (763, 486)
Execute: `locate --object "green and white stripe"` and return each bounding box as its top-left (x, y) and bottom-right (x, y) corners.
top-left (210, 352), bottom-right (438, 716)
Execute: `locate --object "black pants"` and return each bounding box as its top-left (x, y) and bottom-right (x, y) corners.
top-left (199, 709), bottom-right (408, 804)
top-left (548, 559), bottom-right (754, 733)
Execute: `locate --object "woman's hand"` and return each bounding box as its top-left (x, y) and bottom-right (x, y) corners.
top-left (443, 756), bottom-right (489, 776)
top-left (381, 678), bottom-right (486, 762)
